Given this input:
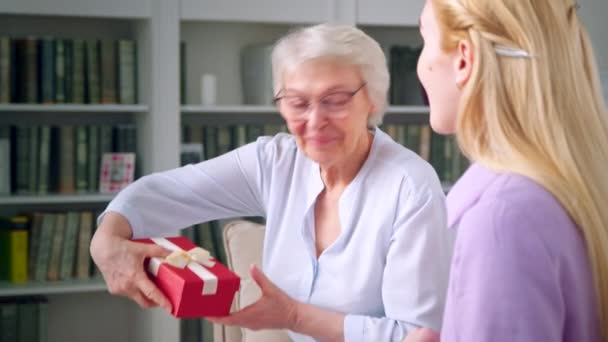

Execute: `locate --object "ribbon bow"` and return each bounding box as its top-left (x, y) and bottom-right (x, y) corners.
top-left (165, 247), bottom-right (216, 268)
top-left (148, 238), bottom-right (218, 295)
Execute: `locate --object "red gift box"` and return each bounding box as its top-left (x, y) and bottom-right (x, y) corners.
top-left (136, 237), bottom-right (240, 318)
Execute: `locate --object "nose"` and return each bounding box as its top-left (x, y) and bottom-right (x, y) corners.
top-left (306, 103), bottom-right (329, 129)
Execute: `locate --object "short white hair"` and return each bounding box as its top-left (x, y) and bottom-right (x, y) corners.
top-left (271, 23), bottom-right (390, 127)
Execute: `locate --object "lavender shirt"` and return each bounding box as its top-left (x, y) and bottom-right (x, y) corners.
top-left (441, 163), bottom-right (599, 341)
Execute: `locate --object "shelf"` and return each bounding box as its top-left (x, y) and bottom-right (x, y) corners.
top-left (0, 104), bottom-right (149, 113)
top-left (180, 0), bottom-right (329, 24)
top-left (0, 0), bottom-right (151, 19)
top-left (0, 194), bottom-right (114, 205)
top-left (0, 279), bottom-right (106, 297)
top-left (182, 105), bottom-right (429, 115)
top-left (182, 105), bottom-right (277, 114)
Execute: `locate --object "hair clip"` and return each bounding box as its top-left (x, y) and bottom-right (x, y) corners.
top-left (494, 44), bottom-right (535, 59)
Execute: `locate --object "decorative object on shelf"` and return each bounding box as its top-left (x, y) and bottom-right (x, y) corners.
top-left (240, 44), bottom-right (274, 105)
top-left (135, 236), bottom-right (240, 318)
top-left (200, 73), bottom-right (217, 106)
top-left (99, 153), bottom-right (135, 194)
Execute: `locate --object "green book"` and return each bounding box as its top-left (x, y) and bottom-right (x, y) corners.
top-left (54, 39), bottom-right (66, 103)
top-left (180, 41), bottom-right (187, 105)
top-left (59, 211), bottom-right (80, 279)
top-left (34, 213), bottom-right (55, 281)
top-left (85, 40), bottom-right (100, 104)
top-left (37, 126), bottom-right (51, 194)
top-left (100, 40), bottom-right (117, 103)
top-left (117, 40), bottom-right (136, 104)
top-left (17, 38), bottom-right (38, 103)
top-left (0, 301), bottom-right (18, 342)
top-left (27, 126), bottom-right (40, 194)
top-left (58, 125), bottom-right (75, 194)
top-left (38, 298), bottom-right (48, 342)
top-left (87, 125), bottom-right (100, 192)
top-left (0, 125), bottom-right (10, 195)
top-left (47, 213), bottom-right (66, 281)
top-left (0, 36), bottom-right (10, 103)
top-left (71, 39), bottom-right (85, 103)
top-left (15, 126), bottom-right (30, 194)
top-left (17, 298), bottom-right (39, 342)
top-left (39, 37), bottom-right (55, 104)
top-left (27, 212), bottom-right (43, 282)
top-left (74, 126), bottom-right (88, 192)
top-left (203, 126), bottom-right (217, 160)
top-left (63, 39), bottom-right (73, 103)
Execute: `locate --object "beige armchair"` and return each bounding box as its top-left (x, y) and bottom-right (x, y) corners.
top-left (213, 220), bottom-right (292, 342)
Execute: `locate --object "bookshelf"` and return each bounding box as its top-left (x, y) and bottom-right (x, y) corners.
top-left (0, 0), bottom-right (605, 342)
top-left (0, 278), bottom-right (106, 296)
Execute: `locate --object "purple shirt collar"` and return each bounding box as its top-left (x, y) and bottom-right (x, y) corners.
top-left (447, 163), bottom-right (500, 228)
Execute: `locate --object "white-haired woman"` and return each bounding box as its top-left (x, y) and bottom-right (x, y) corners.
top-left (91, 23), bottom-right (453, 341)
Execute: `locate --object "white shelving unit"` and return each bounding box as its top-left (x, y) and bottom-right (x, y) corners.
top-left (0, 194), bottom-right (115, 205)
top-left (0, 279), bottom-right (106, 296)
top-left (0, 104), bottom-right (149, 113)
top-left (1, 0), bottom-right (606, 341)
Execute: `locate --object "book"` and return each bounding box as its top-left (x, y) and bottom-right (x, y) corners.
top-left (0, 125), bottom-right (10, 195)
top-left (55, 39), bottom-right (66, 103)
top-left (117, 40), bottom-right (136, 104)
top-left (34, 213), bottom-right (55, 281)
top-left (74, 126), bottom-right (88, 192)
top-left (85, 39), bottom-right (100, 104)
top-left (100, 40), bottom-right (117, 103)
top-left (58, 125), bottom-right (75, 194)
top-left (27, 126), bottom-right (40, 194)
top-left (47, 213), bottom-right (66, 281)
top-left (39, 37), bottom-right (55, 104)
top-left (0, 36), bottom-right (10, 103)
top-left (71, 39), bottom-right (86, 103)
top-left (60, 211), bottom-right (80, 279)
top-left (75, 211), bottom-right (93, 280)
top-left (27, 212), bottom-right (43, 281)
top-left (87, 125), bottom-right (100, 192)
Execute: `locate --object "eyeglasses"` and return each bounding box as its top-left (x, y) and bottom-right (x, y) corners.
top-left (273, 83), bottom-right (367, 120)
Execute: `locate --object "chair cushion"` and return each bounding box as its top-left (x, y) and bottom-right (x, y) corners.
top-left (223, 220), bottom-right (291, 342)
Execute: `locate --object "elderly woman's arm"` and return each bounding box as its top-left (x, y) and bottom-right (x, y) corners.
top-left (90, 143), bottom-right (266, 308)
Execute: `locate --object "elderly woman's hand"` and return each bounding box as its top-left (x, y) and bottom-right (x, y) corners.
top-left (208, 265), bottom-right (300, 331)
top-left (403, 328), bottom-right (440, 342)
top-left (90, 212), bottom-right (172, 311)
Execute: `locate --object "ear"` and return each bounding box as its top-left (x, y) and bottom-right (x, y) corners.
top-left (454, 39), bottom-right (474, 88)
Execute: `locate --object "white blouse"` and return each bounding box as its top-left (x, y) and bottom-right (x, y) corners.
top-left (103, 128), bottom-right (454, 342)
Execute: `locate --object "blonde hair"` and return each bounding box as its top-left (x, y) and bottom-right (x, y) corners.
top-left (433, 0), bottom-right (608, 339)
top-left (271, 23), bottom-right (390, 126)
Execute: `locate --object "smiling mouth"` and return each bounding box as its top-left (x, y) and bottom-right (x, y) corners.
top-left (306, 136), bottom-right (336, 145)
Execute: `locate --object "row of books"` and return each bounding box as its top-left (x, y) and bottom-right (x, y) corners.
top-left (383, 123), bottom-right (469, 183)
top-left (389, 45), bottom-right (427, 106)
top-left (0, 123), bottom-right (137, 196)
top-left (0, 296), bottom-right (48, 342)
top-left (0, 211), bottom-right (98, 284)
top-left (0, 36), bottom-right (137, 104)
top-left (182, 123), bottom-right (468, 184)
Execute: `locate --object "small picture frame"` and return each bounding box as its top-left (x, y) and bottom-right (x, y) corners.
top-left (99, 153), bottom-right (136, 194)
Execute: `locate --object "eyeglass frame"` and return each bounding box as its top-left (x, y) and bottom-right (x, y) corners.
top-left (272, 82), bottom-right (367, 120)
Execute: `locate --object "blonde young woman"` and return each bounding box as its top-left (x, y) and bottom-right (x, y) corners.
top-left (406, 0), bottom-right (608, 341)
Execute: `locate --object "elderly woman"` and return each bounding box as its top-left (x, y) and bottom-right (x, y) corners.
top-left (90, 23), bottom-right (453, 341)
